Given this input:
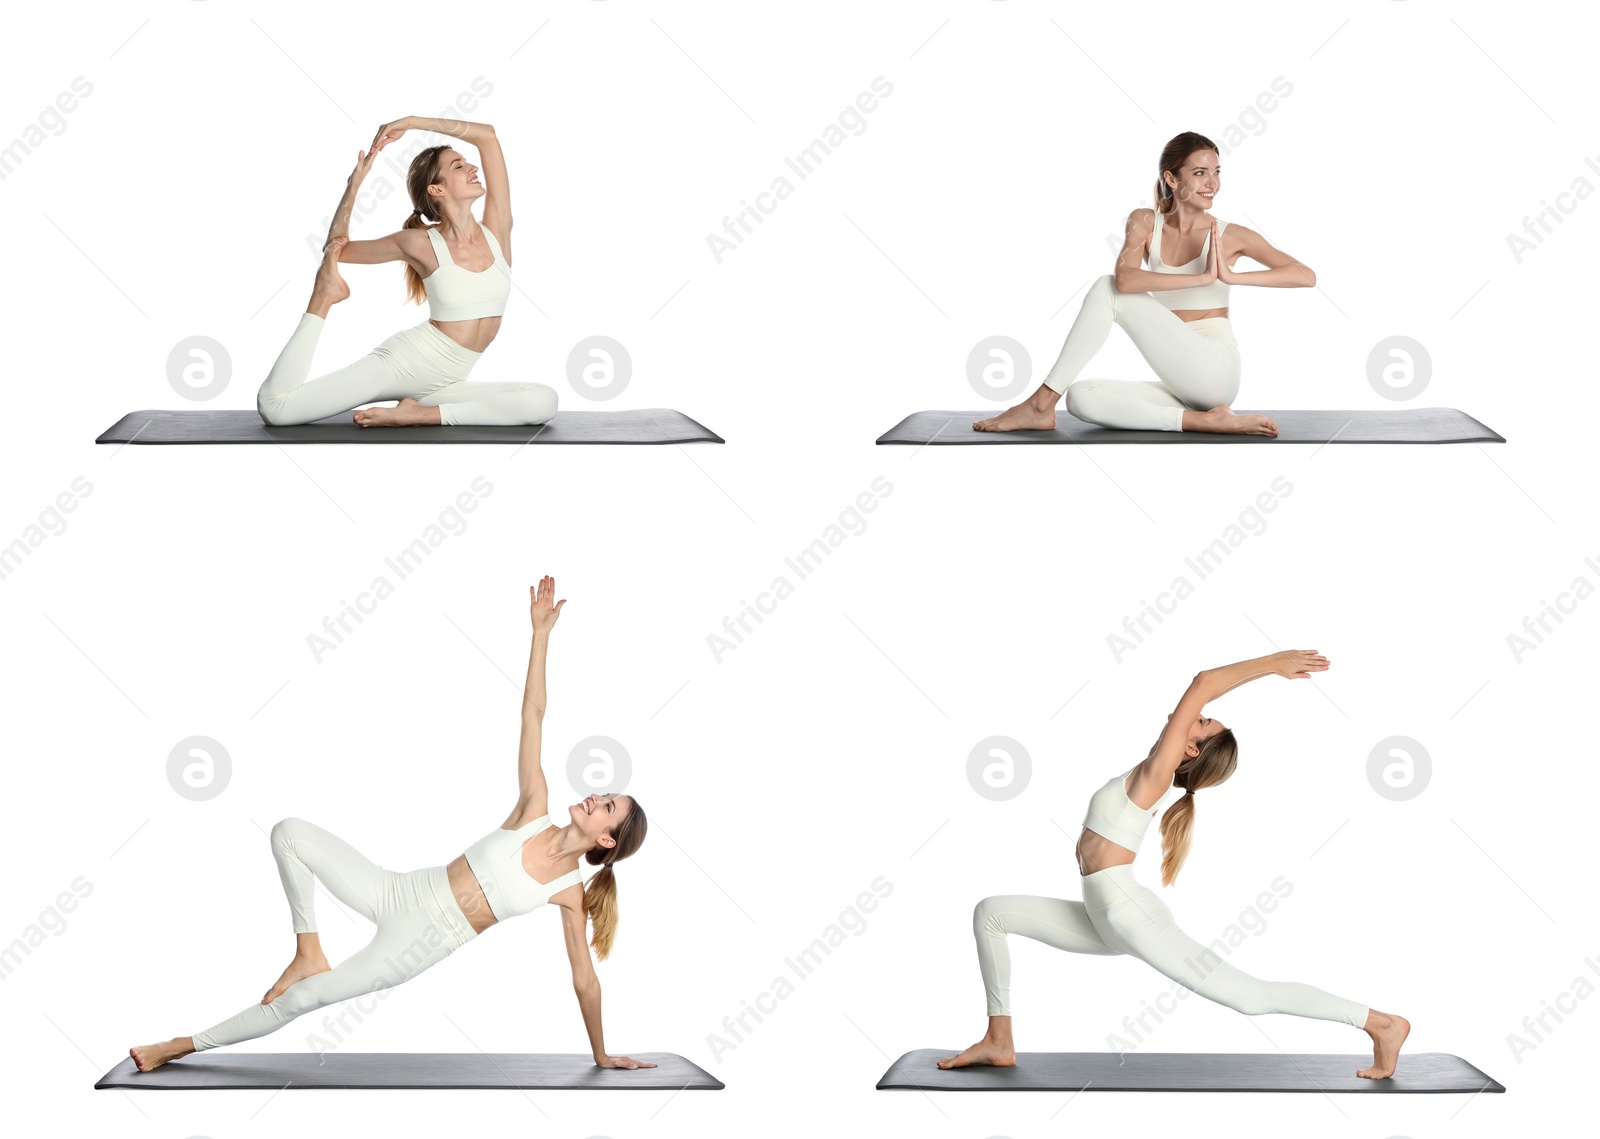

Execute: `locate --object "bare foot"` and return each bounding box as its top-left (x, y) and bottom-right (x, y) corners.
top-left (307, 238), bottom-right (351, 316)
top-left (129, 1036), bottom-right (194, 1072)
top-left (1357, 1011), bottom-right (1410, 1079)
top-left (936, 1037), bottom-right (1016, 1069)
top-left (262, 950), bottom-right (331, 1004)
top-left (973, 400), bottom-right (1057, 433)
top-left (1186, 405), bottom-right (1278, 436)
top-left (353, 397), bottom-right (439, 428)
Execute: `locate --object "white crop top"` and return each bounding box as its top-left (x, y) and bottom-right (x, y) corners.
top-left (462, 814), bottom-right (583, 922)
top-left (423, 221), bottom-right (511, 322)
top-left (1082, 766), bottom-right (1162, 853)
top-left (1147, 209), bottom-right (1230, 312)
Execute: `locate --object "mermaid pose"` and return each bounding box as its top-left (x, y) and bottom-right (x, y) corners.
top-left (130, 578), bottom-right (654, 1072)
top-left (940, 651), bottom-right (1411, 1080)
top-left (256, 116), bottom-right (557, 428)
top-left (974, 131), bottom-right (1317, 437)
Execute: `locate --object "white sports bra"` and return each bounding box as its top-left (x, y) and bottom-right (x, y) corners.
top-left (462, 814), bottom-right (583, 922)
top-left (1147, 209), bottom-right (1230, 312)
top-left (1082, 765), bottom-right (1163, 853)
top-left (423, 221), bottom-right (511, 322)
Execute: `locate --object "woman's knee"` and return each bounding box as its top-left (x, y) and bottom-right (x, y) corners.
top-left (516, 383), bottom-right (558, 423)
top-left (257, 397), bottom-right (295, 428)
top-left (973, 896), bottom-right (1007, 935)
top-left (270, 817), bottom-right (311, 851)
top-left (1064, 381), bottom-right (1105, 422)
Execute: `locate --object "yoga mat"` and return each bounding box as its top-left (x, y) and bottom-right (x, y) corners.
top-left (877, 1049), bottom-right (1504, 1093)
top-left (876, 408), bottom-right (1503, 445)
top-left (96, 1051), bottom-right (723, 1090)
top-left (96, 409), bottom-right (724, 445)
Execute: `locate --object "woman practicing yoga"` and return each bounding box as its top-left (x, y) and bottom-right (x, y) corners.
top-left (130, 578), bottom-right (654, 1072)
top-left (940, 651), bottom-right (1411, 1080)
top-left (256, 115), bottom-right (557, 428)
top-left (973, 131), bottom-right (1316, 437)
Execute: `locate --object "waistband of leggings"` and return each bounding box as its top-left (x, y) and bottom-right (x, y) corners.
top-left (416, 320), bottom-right (484, 360)
top-left (422, 865), bottom-right (479, 947)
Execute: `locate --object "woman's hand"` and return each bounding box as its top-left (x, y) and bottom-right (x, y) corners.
top-left (595, 1054), bottom-right (658, 1070)
top-left (347, 146), bottom-right (378, 186)
top-left (1270, 649), bottom-right (1329, 679)
top-left (1212, 219), bottom-right (1239, 284)
top-left (371, 117), bottom-right (416, 155)
top-left (321, 234), bottom-right (349, 258)
top-left (530, 575), bottom-right (567, 634)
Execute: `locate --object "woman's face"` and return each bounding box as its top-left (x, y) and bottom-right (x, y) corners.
top-left (431, 149), bottom-right (484, 206)
top-left (1166, 148), bottom-right (1221, 208)
top-left (572, 793), bottom-right (631, 853)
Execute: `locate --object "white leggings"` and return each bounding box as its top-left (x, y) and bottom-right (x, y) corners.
top-left (257, 313), bottom-right (559, 427)
top-left (972, 865), bottom-right (1368, 1028)
top-left (1044, 275), bottom-right (1241, 432)
top-left (192, 818), bottom-right (477, 1051)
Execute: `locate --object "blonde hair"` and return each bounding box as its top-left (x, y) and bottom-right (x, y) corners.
top-left (582, 796), bottom-right (647, 961)
top-left (1157, 729), bottom-right (1238, 886)
top-left (401, 145), bottom-right (455, 305)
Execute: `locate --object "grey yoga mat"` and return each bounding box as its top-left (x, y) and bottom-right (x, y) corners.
top-left (876, 407), bottom-right (1503, 445)
top-left (95, 1051), bottom-right (724, 1090)
top-left (95, 408), bottom-right (724, 445)
top-left (877, 1049), bottom-right (1504, 1093)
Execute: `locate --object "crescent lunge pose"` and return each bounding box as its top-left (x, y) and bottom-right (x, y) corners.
top-left (256, 116), bottom-right (557, 429)
top-left (940, 652), bottom-right (1411, 1080)
top-left (974, 131), bottom-right (1317, 437)
top-left (130, 578), bottom-right (654, 1073)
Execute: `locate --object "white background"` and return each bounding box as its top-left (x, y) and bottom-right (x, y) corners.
top-left (2, 1), bottom-right (1594, 1135)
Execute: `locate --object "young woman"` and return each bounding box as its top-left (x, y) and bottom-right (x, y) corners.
top-left (974, 131), bottom-right (1316, 437)
top-left (256, 116), bottom-right (558, 428)
top-left (129, 578), bottom-right (653, 1072)
top-left (940, 651), bottom-right (1411, 1080)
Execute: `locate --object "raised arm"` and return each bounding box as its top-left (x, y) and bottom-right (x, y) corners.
top-left (372, 116), bottom-right (511, 249)
top-left (1150, 651), bottom-right (1329, 774)
top-left (557, 894), bottom-right (656, 1070)
top-left (510, 577), bottom-right (565, 820)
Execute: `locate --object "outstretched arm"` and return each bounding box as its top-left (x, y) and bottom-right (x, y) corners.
top-left (320, 147), bottom-right (379, 251)
top-left (371, 116), bottom-right (511, 249)
top-left (512, 577), bottom-right (565, 818)
top-left (558, 896), bottom-right (657, 1070)
top-left (1151, 651), bottom-right (1329, 772)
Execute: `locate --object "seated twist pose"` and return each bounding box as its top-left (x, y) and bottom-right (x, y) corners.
top-left (130, 577), bottom-right (653, 1072)
top-left (974, 130), bottom-right (1317, 438)
top-left (940, 651), bottom-right (1410, 1080)
top-left (256, 115), bottom-right (557, 428)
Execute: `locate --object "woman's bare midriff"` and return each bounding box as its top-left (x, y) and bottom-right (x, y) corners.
top-left (1075, 828), bottom-right (1137, 876)
top-left (1173, 308), bottom-right (1228, 322)
top-left (430, 315), bottom-right (502, 354)
top-left (446, 854), bottom-right (499, 934)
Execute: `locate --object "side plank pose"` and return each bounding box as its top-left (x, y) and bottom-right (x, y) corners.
top-left (130, 578), bottom-right (654, 1072)
top-left (256, 116), bottom-right (558, 428)
top-left (940, 652), bottom-right (1412, 1080)
top-left (974, 131), bottom-right (1316, 438)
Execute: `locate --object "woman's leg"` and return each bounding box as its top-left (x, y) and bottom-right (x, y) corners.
top-left (256, 314), bottom-right (418, 427)
top-left (418, 379), bottom-right (560, 427)
top-left (974, 275), bottom-right (1271, 434)
top-left (1086, 879), bottom-right (1410, 1076)
top-left (129, 818), bottom-right (392, 1071)
top-left (1065, 379), bottom-right (1190, 432)
top-left (939, 894), bottom-right (1120, 1069)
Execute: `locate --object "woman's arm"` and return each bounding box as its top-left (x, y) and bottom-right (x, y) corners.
top-left (1150, 651), bottom-right (1328, 771)
top-left (372, 116), bottom-right (511, 247)
top-left (319, 148), bottom-right (380, 251)
top-left (1215, 221), bottom-right (1315, 288)
top-left (557, 896), bottom-right (657, 1070)
top-left (1113, 209), bottom-right (1213, 294)
top-left (511, 577), bottom-right (565, 819)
